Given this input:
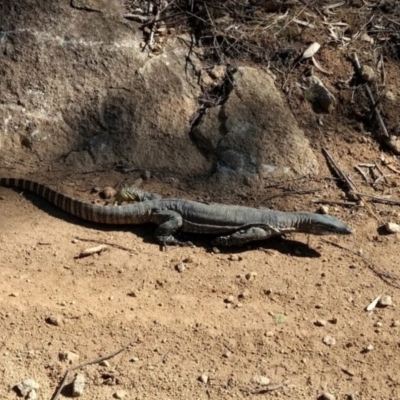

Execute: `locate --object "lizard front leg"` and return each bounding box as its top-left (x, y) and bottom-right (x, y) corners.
top-left (152, 210), bottom-right (193, 247)
top-left (212, 226), bottom-right (280, 247)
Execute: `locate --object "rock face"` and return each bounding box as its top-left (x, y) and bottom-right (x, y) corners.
top-left (192, 67), bottom-right (318, 181)
top-left (0, 0), bottom-right (208, 175)
top-left (0, 0), bottom-right (318, 185)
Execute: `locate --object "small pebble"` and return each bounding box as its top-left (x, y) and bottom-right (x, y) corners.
top-left (183, 255), bottom-right (194, 263)
top-left (318, 205), bottom-right (329, 214)
top-left (322, 335), bottom-right (336, 346)
top-left (175, 262), bottom-right (186, 273)
top-left (225, 295), bottom-right (235, 304)
top-left (15, 379), bottom-right (40, 397)
top-left (361, 65), bottom-right (375, 82)
top-left (141, 170), bottom-right (151, 180)
top-left (72, 373), bottom-right (85, 397)
top-left (392, 320), bottom-right (400, 327)
top-left (222, 350), bottom-right (232, 358)
top-left (198, 374), bottom-right (209, 383)
top-left (228, 254), bottom-right (241, 261)
top-left (127, 291), bottom-right (137, 297)
top-left (319, 393), bottom-right (336, 400)
top-left (379, 295), bottom-right (393, 307)
top-left (245, 271), bottom-right (257, 280)
top-left (46, 315), bottom-right (63, 326)
top-left (9, 292), bottom-right (19, 297)
top-left (252, 375), bottom-right (270, 386)
top-left (100, 186), bottom-right (117, 200)
top-left (364, 344), bottom-right (374, 352)
top-left (100, 360), bottom-right (110, 367)
top-left (113, 390), bottom-right (127, 399)
top-left (374, 321), bottom-right (383, 328)
top-left (238, 290), bottom-right (250, 300)
top-left (386, 91), bottom-right (396, 101)
top-left (27, 390), bottom-right (38, 400)
top-left (314, 319), bottom-right (327, 327)
top-left (385, 222), bottom-right (400, 233)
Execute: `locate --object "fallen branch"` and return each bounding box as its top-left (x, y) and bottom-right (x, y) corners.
top-left (312, 199), bottom-right (357, 207)
top-left (73, 237), bottom-right (136, 254)
top-left (354, 165), bottom-right (370, 184)
top-left (323, 148), bottom-right (379, 220)
top-left (50, 342), bottom-right (133, 400)
top-left (351, 191), bottom-right (400, 206)
top-left (374, 162), bottom-right (389, 184)
top-left (353, 53), bottom-right (389, 138)
top-left (241, 380), bottom-right (291, 395)
top-left (386, 164), bottom-right (400, 174)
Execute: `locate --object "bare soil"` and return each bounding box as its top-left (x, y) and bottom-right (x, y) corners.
top-left (2, 2), bottom-right (400, 400)
top-left (1, 141), bottom-right (400, 400)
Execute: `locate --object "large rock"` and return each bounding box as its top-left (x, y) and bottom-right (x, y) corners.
top-left (192, 67), bottom-right (319, 182)
top-left (0, 0), bottom-right (318, 185)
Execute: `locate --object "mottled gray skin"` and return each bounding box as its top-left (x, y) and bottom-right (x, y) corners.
top-left (0, 179), bottom-right (353, 246)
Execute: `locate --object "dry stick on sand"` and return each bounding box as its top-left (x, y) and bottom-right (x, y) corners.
top-left (322, 148), bottom-right (380, 221)
top-left (312, 199), bottom-right (357, 207)
top-left (241, 379), bottom-right (291, 395)
top-left (354, 165), bottom-right (370, 184)
top-left (50, 342), bottom-right (133, 400)
top-left (353, 53), bottom-right (389, 139)
top-left (74, 237), bottom-right (136, 254)
top-left (351, 192), bottom-right (400, 206)
top-left (322, 239), bottom-right (400, 289)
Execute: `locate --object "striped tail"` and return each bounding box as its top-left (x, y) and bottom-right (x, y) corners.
top-left (0, 178), bottom-right (124, 224)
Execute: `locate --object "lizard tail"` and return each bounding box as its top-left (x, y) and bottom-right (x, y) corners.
top-left (0, 178), bottom-right (112, 223)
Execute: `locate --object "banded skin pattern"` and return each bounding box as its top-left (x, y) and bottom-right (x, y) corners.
top-left (0, 178), bottom-right (353, 246)
top-left (0, 178), bottom-right (152, 225)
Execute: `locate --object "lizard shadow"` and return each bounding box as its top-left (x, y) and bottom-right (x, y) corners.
top-left (214, 237), bottom-right (321, 257)
top-left (167, 233), bottom-right (321, 257)
top-left (21, 192), bottom-right (155, 240)
top-left (23, 193), bottom-right (321, 256)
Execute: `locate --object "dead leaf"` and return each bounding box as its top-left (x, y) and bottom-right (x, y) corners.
top-left (302, 42), bottom-right (320, 59)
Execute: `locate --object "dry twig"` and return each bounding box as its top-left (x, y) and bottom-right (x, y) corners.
top-left (74, 237), bottom-right (136, 254)
top-left (312, 199), bottom-right (357, 207)
top-left (353, 54), bottom-right (390, 139)
top-left (241, 380), bottom-right (291, 395)
top-left (50, 342), bottom-right (133, 400)
top-left (323, 148), bottom-right (379, 220)
top-left (351, 191), bottom-right (400, 206)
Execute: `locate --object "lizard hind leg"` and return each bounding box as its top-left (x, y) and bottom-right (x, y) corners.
top-left (212, 227), bottom-right (274, 247)
top-left (152, 210), bottom-right (193, 247)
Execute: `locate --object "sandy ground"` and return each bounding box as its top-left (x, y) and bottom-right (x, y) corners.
top-left (1, 155), bottom-right (400, 400)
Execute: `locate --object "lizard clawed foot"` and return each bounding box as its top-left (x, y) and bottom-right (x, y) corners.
top-left (156, 235), bottom-right (195, 248)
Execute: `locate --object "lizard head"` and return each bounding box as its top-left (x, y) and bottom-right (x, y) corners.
top-left (296, 213), bottom-right (353, 235)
